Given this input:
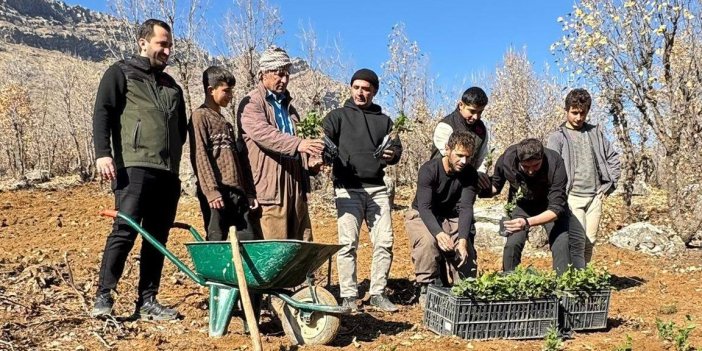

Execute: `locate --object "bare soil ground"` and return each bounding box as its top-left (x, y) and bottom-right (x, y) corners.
top-left (1, 182), bottom-right (701, 350)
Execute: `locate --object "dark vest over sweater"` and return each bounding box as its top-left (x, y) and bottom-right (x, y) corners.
top-left (430, 109), bottom-right (487, 161)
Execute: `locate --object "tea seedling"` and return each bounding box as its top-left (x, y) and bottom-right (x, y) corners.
top-left (612, 335), bottom-right (633, 351)
top-left (297, 110), bottom-right (323, 138)
top-left (656, 315), bottom-right (696, 351)
top-left (542, 326), bottom-right (563, 351)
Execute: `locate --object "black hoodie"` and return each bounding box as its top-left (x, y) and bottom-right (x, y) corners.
top-left (323, 99), bottom-right (403, 188)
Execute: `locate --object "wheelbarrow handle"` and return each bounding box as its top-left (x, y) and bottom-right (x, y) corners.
top-left (173, 222), bottom-right (205, 242)
top-left (99, 209), bottom-right (206, 286)
top-left (99, 209), bottom-right (117, 218)
top-left (100, 211), bottom-right (205, 242)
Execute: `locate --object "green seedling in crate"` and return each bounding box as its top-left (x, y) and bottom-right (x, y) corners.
top-left (557, 263), bottom-right (612, 296)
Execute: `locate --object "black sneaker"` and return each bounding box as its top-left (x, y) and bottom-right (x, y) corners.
top-left (91, 293), bottom-right (114, 317)
top-left (135, 297), bottom-right (179, 321)
top-left (340, 297), bottom-right (359, 313)
top-left (369, 294), bottom-right (398, 312)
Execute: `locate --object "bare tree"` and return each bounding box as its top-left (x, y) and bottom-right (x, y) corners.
top-left (292, 20), bottom-right (348, 117)
top-left (554, 0), bottom-right (702, 242)
top-left (381, 22), bottom-right (427, 118)
top-left (487, 47), bottom-right (563, 153)
top-left (0, 85), bottom-right (33, 175)
top-left (0, 43), bottom-right (109, 179)
top-left (55, 60), bottom-right (103, 180)
top-left (379, 23), bottom-right (438, 187)
top-left (222, 0), bottom-right (283, 94)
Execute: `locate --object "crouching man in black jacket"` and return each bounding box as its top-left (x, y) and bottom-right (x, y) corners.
top-left (485, 138), bottom-right (572, 275)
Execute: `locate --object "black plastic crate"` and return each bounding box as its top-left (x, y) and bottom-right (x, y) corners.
top-left (560, 289), bottom-right (611, 331)
top-left (423, 285), bottom-right (558, 340)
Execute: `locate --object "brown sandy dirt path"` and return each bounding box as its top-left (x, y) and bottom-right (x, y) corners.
top-left (1, 182), bottom-right (701, 350)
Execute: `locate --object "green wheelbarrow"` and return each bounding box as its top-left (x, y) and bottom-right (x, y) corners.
top-left (99, 210), bottom-right (350, 346)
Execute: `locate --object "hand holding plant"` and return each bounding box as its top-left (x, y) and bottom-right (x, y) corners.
top-left (499, 187), bottom-right (525, 236)
top-left (297, 110), bottom-right (323, 139)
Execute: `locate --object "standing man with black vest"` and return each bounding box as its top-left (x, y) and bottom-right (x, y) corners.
top-left (431, 87), bottom-right (492, 191)
top-left (323, 69), bottom-right (403, 312)
top-left (91, 19), bottom-right (187, 320)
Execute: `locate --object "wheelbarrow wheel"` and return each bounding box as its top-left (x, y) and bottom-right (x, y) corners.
top-left (272, 286), bottom-right (340, 346)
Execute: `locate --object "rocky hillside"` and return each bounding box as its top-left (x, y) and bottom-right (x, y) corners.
top-left (0, 0), bottom-right (113, 60)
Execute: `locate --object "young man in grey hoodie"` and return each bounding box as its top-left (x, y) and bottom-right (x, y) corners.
top-left (547, 89), bottom-right (620, 263)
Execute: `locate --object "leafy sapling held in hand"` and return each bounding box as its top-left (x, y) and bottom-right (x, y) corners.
top-left (499, 187), bottom-right (525, 236)
top-left (374, 111), bottom-right (410, 159)
top-left (298, 110), bottom-right (338, 165)
top-left (297, 110), bottom-right (323, 138)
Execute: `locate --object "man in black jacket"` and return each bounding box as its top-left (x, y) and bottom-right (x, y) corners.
top-left (487, 138), bottom-right (572, 274)
top-left (91, 19), bottom-right (187, 320)
top-left (405, 131), bottom-right (479, 305)
top-left (323, 68), bottom-right (403, 312)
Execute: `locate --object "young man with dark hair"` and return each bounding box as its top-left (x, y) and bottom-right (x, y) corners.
top-left (431, 87), bottom-right (491, 190)
top-left (189, 66), bottom-right (259, 242)
top-left (486, 138), bottom-right (572, 274)
top-left (92, 18), bottom-right (186, 320)
top-left (323, 68), bottom-right (403, 312)
top-left (547, 88), bottom-right (620, 263)
top-left (405, 131), bottom-right (480, 305)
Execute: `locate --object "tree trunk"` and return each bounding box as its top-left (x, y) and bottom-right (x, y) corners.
top-left (607, 91), bottom-right (636, 209)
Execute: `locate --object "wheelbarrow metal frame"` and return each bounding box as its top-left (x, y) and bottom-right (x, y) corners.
top-left (99, 210), bottom-right (349, 339)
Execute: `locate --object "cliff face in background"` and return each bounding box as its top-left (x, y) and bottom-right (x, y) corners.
top-left (0, 0), bottom-right (113, 60)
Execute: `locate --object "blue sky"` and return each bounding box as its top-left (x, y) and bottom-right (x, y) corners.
top-left (67, 1), bottom-right (573, 90)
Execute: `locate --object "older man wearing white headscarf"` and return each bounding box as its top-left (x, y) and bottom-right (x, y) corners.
top-left (236, 46), bottom-right (324, 240)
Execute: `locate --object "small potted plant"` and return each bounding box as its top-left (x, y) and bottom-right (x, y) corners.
top-left (499, 187), bottom-right (524, 236)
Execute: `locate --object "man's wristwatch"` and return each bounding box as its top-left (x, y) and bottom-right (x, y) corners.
top-left (522, 218), bottom-right (531, 231)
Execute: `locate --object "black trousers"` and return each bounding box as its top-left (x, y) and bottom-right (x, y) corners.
top-left (502, 206), bottom-right (571, 275)
top-left (97, 167), bottom-right (180, 302)
top-left (196, 186), bottom-right (259, 241)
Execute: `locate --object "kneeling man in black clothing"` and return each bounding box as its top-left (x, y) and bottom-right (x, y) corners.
top-left (405, 131), bottom-right (480, 304)
top-left (486, 138), bottom-right (571, 274)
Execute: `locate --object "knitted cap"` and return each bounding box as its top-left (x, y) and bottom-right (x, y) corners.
top-left (350, 68), bottom-right (379, 91)
top-left (259, 45), bottom-right (291, 72)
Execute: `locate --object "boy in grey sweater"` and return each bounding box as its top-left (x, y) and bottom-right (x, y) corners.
top-left (547, 89), bottom-right (620, 263)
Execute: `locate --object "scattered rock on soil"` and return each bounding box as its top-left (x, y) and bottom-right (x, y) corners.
top-left (609, 222), bottom-right (686, 255)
